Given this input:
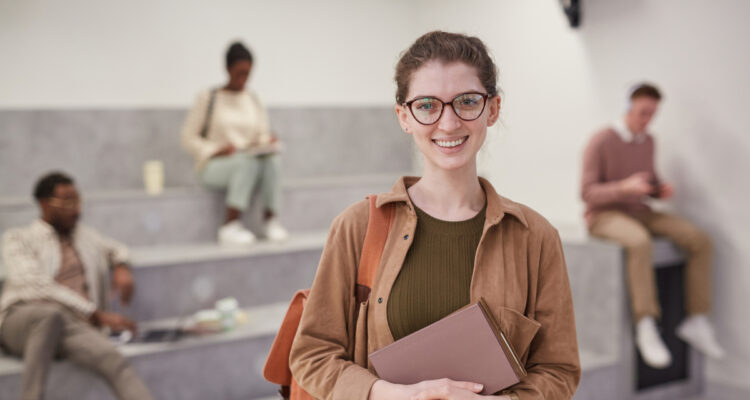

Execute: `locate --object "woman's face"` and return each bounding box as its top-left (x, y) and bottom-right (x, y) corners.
top-left (226, 60), bottom-right (252, 91)
top-left (396, 61), bottom-right (500, 173)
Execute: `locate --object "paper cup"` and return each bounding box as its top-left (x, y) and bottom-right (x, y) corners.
top-left (143, 160), bottom-right (164, 195)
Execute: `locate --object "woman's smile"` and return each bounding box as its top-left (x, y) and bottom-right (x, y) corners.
top-left (433, 135), bottom-right (469, 153)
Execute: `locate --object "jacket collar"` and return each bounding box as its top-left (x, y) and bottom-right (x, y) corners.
top-left (32, 218), bottom-right (56, 235)
top-left (376, 176), bottom-right (528, 229)
top-left (31, 218), bottom-right (78, 238)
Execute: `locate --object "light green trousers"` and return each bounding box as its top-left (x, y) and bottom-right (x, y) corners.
top-left (199, 153), bottom-right (282, 213)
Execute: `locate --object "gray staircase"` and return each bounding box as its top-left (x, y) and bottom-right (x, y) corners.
top-left (0, 105), bottom-right (709, 399)
top-left (0, 105), bottom-right (414, 399)
top-left (0, 230), bottom-right (680, 400)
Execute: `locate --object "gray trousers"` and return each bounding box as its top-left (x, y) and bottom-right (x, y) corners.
top-left (0, 302), bottom-right (153, 400)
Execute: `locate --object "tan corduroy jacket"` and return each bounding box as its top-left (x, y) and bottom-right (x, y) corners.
top-left (289, 177), bottom-right (581, 400)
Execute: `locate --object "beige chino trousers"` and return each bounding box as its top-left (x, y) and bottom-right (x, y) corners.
top-left (589, 210), bottom-right (712, 322)
top-left (0, 301), bottom-right (153, 400)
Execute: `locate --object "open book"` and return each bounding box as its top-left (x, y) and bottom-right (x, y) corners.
top-left (242, 140), bottom-right (285, 157)
top-left (369, 298), bottom-right (525, 395)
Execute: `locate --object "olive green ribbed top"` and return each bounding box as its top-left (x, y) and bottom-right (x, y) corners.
top-left (387, 203), bottom-right (486, 341)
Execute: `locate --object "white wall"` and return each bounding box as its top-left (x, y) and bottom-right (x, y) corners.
top-left (2, 0), bottom-right (749, 390)
top-left (0, 0), bottom-right (413, 108)
top-left (415, 0), bottom-right (750, 390)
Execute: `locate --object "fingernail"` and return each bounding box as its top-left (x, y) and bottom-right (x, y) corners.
top-left (475, 383), bottom-right (484, 391)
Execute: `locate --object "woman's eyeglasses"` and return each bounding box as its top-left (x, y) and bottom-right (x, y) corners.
top-left (403, 92), bottom-right (491, 125)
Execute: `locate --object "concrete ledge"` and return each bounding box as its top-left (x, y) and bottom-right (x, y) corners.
top-left (118, 232), bottom-right (326, 321)
top-left (0, 302), bottom-right (287, 400)
top-left (0, 301), bottom-right (615, 400)
top-left (0, 173), bottom-right (402, 249)
top-left (0, 107), bottom-right (412, 196)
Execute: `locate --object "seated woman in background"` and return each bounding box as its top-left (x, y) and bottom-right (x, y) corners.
top-left (181, 41), bottom-right (288, 246)
top-left (289, 31), bottom-right (580, 400)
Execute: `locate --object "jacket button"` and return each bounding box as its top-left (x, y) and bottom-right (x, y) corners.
top-left (403, 234), bottom-right (409, 240)
top-left (378, 297), bottom-right (383, 304)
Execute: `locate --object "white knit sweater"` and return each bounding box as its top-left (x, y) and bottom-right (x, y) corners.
top-left (181, 88), bottom-right (273, 170)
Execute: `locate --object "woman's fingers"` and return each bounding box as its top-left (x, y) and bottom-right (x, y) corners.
top-left (410, 378), bottom-right (483, 399)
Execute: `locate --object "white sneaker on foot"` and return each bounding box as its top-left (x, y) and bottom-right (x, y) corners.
top-left (676, 314), bottom-right (725, 359)
top-left (636, 317), bottom-right (672, 369)
top-left (218, 220), bottom-right (256, 246)
top-left (264, 218), bottom-right (289, 241)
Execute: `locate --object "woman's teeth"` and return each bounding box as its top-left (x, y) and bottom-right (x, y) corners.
top-left (434, 137), bottom-right (467, 148)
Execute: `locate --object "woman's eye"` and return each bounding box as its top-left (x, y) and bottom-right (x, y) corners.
top-left (416, 102), bottom-right (434, 110)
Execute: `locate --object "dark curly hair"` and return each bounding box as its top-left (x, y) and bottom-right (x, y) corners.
top-left (34, 171), bottom-right (74, 201)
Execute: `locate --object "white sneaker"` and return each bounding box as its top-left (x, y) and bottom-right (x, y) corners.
top-left (264, 218), bottom-right (289, 241)
top-left (676, 314), bottom-right (725, 359)
top-left (218, 220), bottom-right (256, 246)
top-left (636, 317), bottom-right (672, 369)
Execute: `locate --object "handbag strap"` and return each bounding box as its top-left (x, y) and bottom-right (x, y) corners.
top-left (355, 195), bottom-right (394, 303)
top-left (199, 88), bottom-right (218, 138)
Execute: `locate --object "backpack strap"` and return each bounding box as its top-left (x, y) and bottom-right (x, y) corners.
top-left (355, 195), bottom-right (395, 303)
top-left (262, 195), bottom-right (394, 398)
top-left (263, 289), bottom-right (310, 387)
top-left (199, 88), bottom-right (218, 138)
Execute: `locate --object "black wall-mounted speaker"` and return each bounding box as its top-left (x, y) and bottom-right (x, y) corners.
top-left (560, 0), bottom-right (581, 28)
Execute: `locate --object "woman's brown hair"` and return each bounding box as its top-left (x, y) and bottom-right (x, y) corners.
top-left (394, 31), bottom-right (499, 104)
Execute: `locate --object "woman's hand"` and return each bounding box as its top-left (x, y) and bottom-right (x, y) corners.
top-left (657, 182), bottom-right (674, 199)
top-left (410, 383), bottom-right (512, 400)
top-left (370, 378), bottom-right (511, 400)
top-left (212, 144), bottom-right (236, 158)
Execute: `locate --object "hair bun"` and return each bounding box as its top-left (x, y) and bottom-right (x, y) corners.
top-left (226, 41), bottom-right (254, 68)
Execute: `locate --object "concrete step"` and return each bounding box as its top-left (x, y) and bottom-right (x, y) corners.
top-left (574, 349), bottom-right (623, 400)
top-left (0, 173), bottom-right (402, 247)
top-left (0, 302), bottom-right (619, 400)
top-left (118, 231), bottom-right (326, 321)
top-left (683, 383), bottom-right (750, 400)
top-left (0, 302), bottom-right (288, 400)
top-left (0, 107), bottom-right (411, 196)
top-left (561, 227), bottom-right (700, 400)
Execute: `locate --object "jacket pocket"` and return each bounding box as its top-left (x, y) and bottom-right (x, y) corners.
top-left (498, 307), bottom-right (542, 365)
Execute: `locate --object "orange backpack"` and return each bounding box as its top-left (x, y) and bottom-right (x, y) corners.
top-left (263, 196), bottom-right (394, 399)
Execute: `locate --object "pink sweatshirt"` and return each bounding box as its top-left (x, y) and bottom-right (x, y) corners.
top-left (581, 127), bottom-right (659, 226)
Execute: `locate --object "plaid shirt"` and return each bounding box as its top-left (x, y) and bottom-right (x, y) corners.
top-left (0, 219), bottom-right (129, 328)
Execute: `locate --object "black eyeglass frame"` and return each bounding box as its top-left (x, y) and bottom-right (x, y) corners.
top-left (403, 92), bottom-right (492, 125)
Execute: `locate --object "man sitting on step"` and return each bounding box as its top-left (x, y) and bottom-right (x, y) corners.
top-left (0, 172), bottom-right (153, 400)
top-left (581, 83), bottom-right (725, 369)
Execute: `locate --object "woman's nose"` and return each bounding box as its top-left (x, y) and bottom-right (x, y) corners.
top-left (437, 105), bottom-right (462, 131)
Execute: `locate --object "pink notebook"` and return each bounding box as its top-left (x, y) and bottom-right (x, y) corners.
top-left (369, 299), bottom-right (525, 395)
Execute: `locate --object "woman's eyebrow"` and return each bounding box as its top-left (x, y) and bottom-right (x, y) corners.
top-left (407, 91), bottom-right (484, 102)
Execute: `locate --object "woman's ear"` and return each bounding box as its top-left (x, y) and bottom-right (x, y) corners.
top-left (395, 104), bottom-right (412, 134)
top-left (487, 95), bottom-right (501, 127)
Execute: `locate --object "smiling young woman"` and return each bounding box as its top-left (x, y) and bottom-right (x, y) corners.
top-left (289, 31), bottom-right (581, 400)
